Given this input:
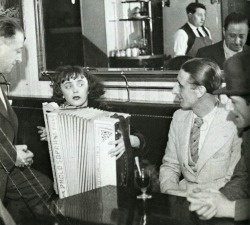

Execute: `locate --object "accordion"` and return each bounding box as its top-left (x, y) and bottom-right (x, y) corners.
top-left (43, 103), bottom-right (132, 199)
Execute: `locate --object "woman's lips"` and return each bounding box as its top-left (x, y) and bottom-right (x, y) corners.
top-left (73, 96), bottom-right (80, 100)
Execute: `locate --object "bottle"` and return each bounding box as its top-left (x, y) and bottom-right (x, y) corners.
top-left (132, 47), bottom-right (139, 57)
top-left (126, 48), bottom-right (132, 57)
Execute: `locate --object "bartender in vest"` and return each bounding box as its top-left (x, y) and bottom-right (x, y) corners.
top-left (173, 2), bottom-right (212, 57)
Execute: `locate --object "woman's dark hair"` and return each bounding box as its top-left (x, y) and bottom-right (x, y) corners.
top-left (181, 58), bottom-right (222, 94)
top-left (51, 65), bottom-right (105, 105)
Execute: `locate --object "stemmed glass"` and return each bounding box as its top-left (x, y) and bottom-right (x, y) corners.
top-left (135, 167), bottom-right (152, 200)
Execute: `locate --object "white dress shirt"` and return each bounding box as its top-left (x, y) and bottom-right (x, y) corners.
top-left (0, 87), bottom-right (7, 110)
top-left (192, 103), bottom-right (218, 153)
top-left (174, 22), bottom-right (212, 57)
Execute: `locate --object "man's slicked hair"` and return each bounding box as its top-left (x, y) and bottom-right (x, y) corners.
top-left (181, 58), bottom-right (222, 94)
top-left (224, 12), bottom-right (248, 31)
top-left (186, 2), bottom-right (206, 14)
top-left (0, 16), bottom-right (24, 39)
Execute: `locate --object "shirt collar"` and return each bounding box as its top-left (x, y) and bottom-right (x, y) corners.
top-left (193, 102), bottom-right (218, 122)
top-left (188, 22), bottom-right (200, 31)
top-left (0, 87), bottom-right (7, 110)
top-left (223, 40), bottom-right (243, 60)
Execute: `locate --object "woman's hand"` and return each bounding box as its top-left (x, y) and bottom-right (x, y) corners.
top-left (108, 134), bottom-right (125, 160)
top-left (108, 133), bottom-right (141, 159)
top-left (37, 126), bottom-right (48, 141)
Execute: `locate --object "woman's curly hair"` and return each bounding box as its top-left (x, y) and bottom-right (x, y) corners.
top-left (51, 65), bottom-right (105, 105)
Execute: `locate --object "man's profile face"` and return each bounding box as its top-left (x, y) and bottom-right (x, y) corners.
top-left (226, 96), bottom-right (250, 128)
top-left (172, 69), bottom-right (199, 109)
top-left (223, 22), bottom-right (248, 52)
top-left (188, 8), bottom-right (206, 27)
top-left (0, 31), bottom-right (24, 74)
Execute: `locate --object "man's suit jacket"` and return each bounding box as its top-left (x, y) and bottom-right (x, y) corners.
top-left (0, 90), bottom-right (18, 199)
top-left (220, 128), bottom-right (250, 220)
top-left (196, 41), bottom-right (250, 69)
top-left (159, 103), bottom-right (242, 194)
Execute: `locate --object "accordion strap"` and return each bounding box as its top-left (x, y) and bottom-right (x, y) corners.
top-left (112, 114), bottom-right (134, 188)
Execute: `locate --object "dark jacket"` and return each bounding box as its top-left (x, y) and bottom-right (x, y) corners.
top-left (196, 41), bottom-right (250, 69)
top-left (220, 128), bottom-right (250, 221)
top-left (0, 91), bottom-right (18, 199)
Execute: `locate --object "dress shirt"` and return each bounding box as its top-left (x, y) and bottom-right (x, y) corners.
top-left (223, 41), bottom-right (243, 60)
top-left (192, 104), bottom-right (218, 153)
top-left (174, 22), bottom-right (212, 56)
top-left (0, 87), bottom-right (7, 110)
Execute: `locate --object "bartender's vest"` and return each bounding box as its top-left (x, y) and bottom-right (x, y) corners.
top-left (180, 23), bottom-right (212, 57)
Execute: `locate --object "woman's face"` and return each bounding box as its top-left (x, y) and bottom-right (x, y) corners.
top-left (60, 76), bottom-right (89, 107)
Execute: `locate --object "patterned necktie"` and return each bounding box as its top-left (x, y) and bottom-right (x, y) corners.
top-left (190, 117), bottom-right (203, 163)
top-left (196, 28), bottom-right (203, 37)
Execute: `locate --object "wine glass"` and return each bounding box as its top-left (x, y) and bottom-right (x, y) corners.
top-left (135, 167), bottom-right (152, 200)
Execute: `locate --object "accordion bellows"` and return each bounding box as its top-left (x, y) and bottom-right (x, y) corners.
top-left (43, 103), bottom-right (130, 198)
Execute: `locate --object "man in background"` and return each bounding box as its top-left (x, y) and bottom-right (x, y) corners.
top-left (196, 12), bottom-right (249, 69)
top-left (188, 51), bottom-right (250, 222)
top-left (173, 2), bottom-right (212, 57)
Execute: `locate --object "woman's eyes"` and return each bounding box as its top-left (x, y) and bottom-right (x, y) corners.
top-left (63, 81), bottom-right (85, 89)
top-left (78, 82), bottom-right (85, 87)
top-left (64, 84), bottom-right (72, 89)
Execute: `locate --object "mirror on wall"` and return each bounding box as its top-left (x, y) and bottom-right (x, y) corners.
top-left (35, 0), bottom-right (250, 80)
top-left (35, 0), bottom-right (164, 80)
top-left (35, 0), bottom-right (83, 76)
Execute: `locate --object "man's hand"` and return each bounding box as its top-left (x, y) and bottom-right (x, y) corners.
top-left (187, 189), bottom-right (235, 220)
top-left (15, 145), bottom-right (34, 167)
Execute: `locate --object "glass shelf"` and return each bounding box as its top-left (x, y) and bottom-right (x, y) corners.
top-left (121, 0), bottom-right (150, 3)
top-left (119, 17), bottom-right (151, 21)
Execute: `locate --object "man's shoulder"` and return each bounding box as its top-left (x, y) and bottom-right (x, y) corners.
top-left (197, 41), bottom-right (223, 55)
top-left (243, 44), bottom-right (250, 52)
top-left (216, 103), bottom-right (238, 126)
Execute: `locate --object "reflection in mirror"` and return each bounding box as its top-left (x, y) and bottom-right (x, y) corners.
top-left (35, 0), bottom-right (250, 80)
top-left (35, 0), bottom-right (164, 80)
top-left (35, 0), bottom-right (83, 75)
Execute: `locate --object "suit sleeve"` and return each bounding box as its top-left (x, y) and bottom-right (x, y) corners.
top-left (225, 130), bottom-right (242, 181)
top-left (235, 198), bottom-right (250, 221)
top-left (130, 128), bottom-right (146, 157)
top-left (0, 128), bottom-right (16, 172)
top-left (159, 113), bottom-right (181, 193)
top-left (220, 155), bottom-right (249, 201)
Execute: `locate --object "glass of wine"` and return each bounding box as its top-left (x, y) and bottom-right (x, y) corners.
top-left (135, 167), bottom-right (152, 200)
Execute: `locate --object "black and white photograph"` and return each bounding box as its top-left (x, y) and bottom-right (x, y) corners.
top-left (0, 0), bottom-right (249, 224)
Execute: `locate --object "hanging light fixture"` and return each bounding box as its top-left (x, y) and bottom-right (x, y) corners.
top-left (71, 0), bottom-right (75, 4)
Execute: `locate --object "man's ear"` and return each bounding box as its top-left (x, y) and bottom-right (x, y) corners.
top-left (222, 27), bottom-right (225, 38)
top-left (195, 85), bottom-right (206, 98)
